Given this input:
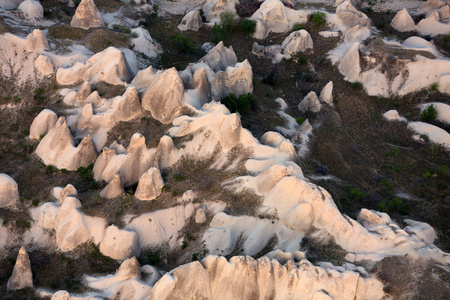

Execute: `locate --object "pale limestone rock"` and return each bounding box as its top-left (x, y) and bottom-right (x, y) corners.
top-left (344, 24), bottom-right (371, 43)
top-left (338, 42), bottom-right (361, 82)
top-left (130, 65), bottom-right (157, 92)
top-left (154, 136), bottom-right (178, 170)
top-left (184, 67), bottom-right (211, 108)
top-left (73, 81), bottom-right (91, 106)
top-left (7, 246), bottom-right (33, 290)
top-left (130, 28), bottom-right (162, 58)
top-left (56, 47), bottom-right (132, 86)
top-left (135, 168), bottom-right (164, 201)
top-left (357, 209), bottom-right (392, 227)
top-left (100, 173), bottom-right (124, 199)
top-left (178, 11), bottom-right (203, 31)
top-left (260, 132), bottom-right (296, 159)
top-left (418, 0), bottom-right (445, 15)
top-left (250, 0), bottom-right (309, 39)
top-left (0, 0), bottom-right (22, 9)
top-left (18, 0), bottom-right (43, 19)
top-left (281, 29), bottom-right (313, 55)
top-left (99, 225), bottom-right (140, 260)
top-left (391, 8), bottom-right (416, 32)
top-left (141, 68), bottom-right (185, 124)
top-left (59, 184), bottom-right (78, 203)
top-left (212, 59), bottom-right (253, 100)
top-left (319, 81), bottom-right (333, 104)
top-left (26, 29), bottom-right (48, 52)
top-left (35, 117), bottom-right (97, 171)
top-left (298, 91), bottom-right (321, 113)
top-left (29, 109), bottom-right (58, 140)
top-left (149, 255), bottom-right (385, 300)
top-left (201, 42), bottom-right (214, 53)
top-left (195, 207), bottom-right (207, 223)
top-left (71, 0), bottom-right (104, 30)
top-left (34, 55), bottom-right (54, 77)
top-left (0, 174), bottom-right (19, 208)
top-left (51, 290), bottom-right (70, 300)
top-left (416, 11), bottom-right (450, 36)
top-left (116, 257), bottom-right (141, 279)
top-left (383, 110), bottom-right (407, 122)
top-left (199, 41), bottom-right (237, 72)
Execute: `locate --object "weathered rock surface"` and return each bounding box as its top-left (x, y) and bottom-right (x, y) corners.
top-left (391, 8), bottom-right (415, 32)
top-left (29, 109), bottom-right (58, 140)
top-left (134, 167), bottom-right (164, 201)
top-left (178, 10), bottom-right (203, 31)
top-left (100, 173), bottom-right (124, 199)
top-left (281, 29), bottom-right (313, 54)
top-left (7, 246), bottom-right (33, 290)
top-left (298, 91), bottom-right (321, 113)
top-left (99, 225), bottom-right (140, 260)
top-left (141, 67), bottom-right (185, 124)
top-left (18, 0), bottom-right (43, 19)
top-left (71, 0), bottom-right (104, 30)
top-left (0, 173), bottom-right (19, 208)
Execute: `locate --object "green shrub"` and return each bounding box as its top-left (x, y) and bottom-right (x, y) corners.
top-left (351, 82), bottom-right (363, 90)
top-left (421, 104), bottom-right (437, 122)
top-left (212, 23), bottom-right (227, 43)
top-left (221, 93), bottom-right (257, 114)
top-left (220, 12), bottom-right (237, 31)
top-left (311, 11), bottom-right (326, 26)
top-left (296, 117), bottom-right (304, 124)
top-left (170, 34), bottom-right (194, 54)
top-left (430, 83), bottom-right (439, 91)
top-left (292, 23), bottom-right (305, 31)
top-left (443, 35), bottom-right (450, 43)
top-left (173, 174), bottom-right (187, 181)
top-left (240, 19), bottom-right (256, 34)
top-left (297, 53), bottom-right (307, 64)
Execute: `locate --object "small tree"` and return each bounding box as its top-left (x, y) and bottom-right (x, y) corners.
top-left (421, 104), bottom-right (438, 122)
top-left (311, 11), bottom-right (326, 26)
top-left (170, 34), bottom-right (194, 54)
top-left (240, 19), bottom-right (256, 34)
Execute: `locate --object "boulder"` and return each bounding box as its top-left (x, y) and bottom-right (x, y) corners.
top-left (198, 41), bottom-right (237, 72)
top-left (418, 0), bottom-right (446, 15)
top-left (99, 225), bottom-right (140, 260)
top-left (0, 174), bottom-right (19, 208)
top-left (35, 117), bottom-right (97, 170)
top-left (383, 110), bottom-right (407, 122)
top-left (319, 81), bottom-right (333, 104)
top-left (18, 0), bottom-right (43, 19)
top-left (135, 168), bottom-right (164, 201)
top-left (100, 173), bottom-right (124, 199)
top-left (7, 246), bottom-right (33, 290)
top-left (178, 11), bottom-right (203, 31)
top-left (130, 65), bottom-right (157, 92)
top-left (51, 291), bottom-right (71, 300)
top-left (212, 59), bottom-right (253, 100)
top-left (116, 257), bottom-right (141, 279)
top-left (130, 28), bottom-right (163, 58)
top-left (391, 8), bottom-right (416, 32)
top-left (71, 0), bottom-right (104, 30)
top-left (29, 109), bottom-right (58, 140)
top-left (34, 55), bottom-right (54, 77)
top-left (298, 91), bottom-right (321, 113)
top-left (56, 47), bottom-right (132, 86)
top-left (141, 68), bottom-right (185, 124)
top-left (281, 29), bottom-right (313, 54)
top-left (26, 29), bottom-right (48, 52)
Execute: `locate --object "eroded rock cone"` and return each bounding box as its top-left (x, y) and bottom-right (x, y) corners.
top-left (100, 172), bottom-right (124, 199)
top-left (0, 173), bottom-right (19, 208)
top-left (135, 168), bottom-right (164, 201)
top-left (71, 0), bottom-right (104, 30)
top-left (7, 246), bottom-right (33, 290)
top-left (298, 91), bottom-right (321, 113)
top-left (99, 225), bottom-right (140, 260)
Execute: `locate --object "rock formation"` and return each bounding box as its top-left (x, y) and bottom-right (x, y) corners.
top-left (319, 81), bottom-right (333, 104)
top-left (7, 246), bottom-right (33, 290)
top-left (29, 109), bottom-right (58, 140)
top-left (100, 173), bottom-right (124, 199)
top-left (298, 91), bottom-right (321, 113)
top-left (281, 29), bottom-right (313, 54)
top-left (134, 167), bottom-right (164, 201)
top-left (35, 117), bottom-right (97, 170)
top-left (391, 8), bottom-right (416, 32)
top-left (71, 0), bottom-right (104, 30)
top-left (178, 11), bottom-right (203, 31)
top-left (0, 174), bottom-right (19, 208)
top-left (141, 67), bottom-right (185, 124)
top-left (18, 0), bottom-right (44, 19)
top-left (99, 225), bottom-right (140, 260)
top-left (130, 28), bottom-right (163, 58)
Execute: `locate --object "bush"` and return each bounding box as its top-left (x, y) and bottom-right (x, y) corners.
top-left (421, 104), bottom-right (437, 122)
top-left (351, 82), bottom-right (363, 90)
top-left (170, 34), bottom-right (194, 54)
top-left (296, 117), bottom-right (304, 124)
top-left (292, 23), bottom-right (305, 31)
top-left (221, 93), bottom-right (257, 114)
top-left (212, 23), bottom-right (227, 43)
top-left (430, 83), bottom-right (439, 91)
top-left (311, 11), bottom-right (326, 26)
top-left (220, 12), bottom-right (237, 31)
top-left (240, 19), bottom-right (256, 34)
